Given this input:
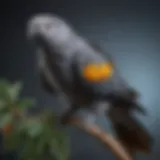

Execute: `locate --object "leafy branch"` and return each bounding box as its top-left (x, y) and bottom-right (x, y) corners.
top-left (0, 79), bottom-right (70, 160)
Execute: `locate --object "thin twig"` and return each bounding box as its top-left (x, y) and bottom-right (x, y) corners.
top-left (67, 117), bottom-right (133, 160)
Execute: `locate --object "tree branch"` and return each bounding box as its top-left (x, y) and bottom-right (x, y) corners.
top-left (67, 117), bottom-right (133, 160)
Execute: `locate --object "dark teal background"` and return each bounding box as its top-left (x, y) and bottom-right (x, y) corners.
top-left (0, 0), bottom-right (159, 159)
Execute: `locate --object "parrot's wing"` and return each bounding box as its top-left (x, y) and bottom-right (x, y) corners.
top-left (39, 69), bottom-right (58, 95)
top-left (108, 107), bottom-right (153, 154)
top-left (89, 41), bottom-right (114, 65)
top-left (90, 41), bottom-right (128, 85)
top-left (37, 47), bottom-right (59, 95)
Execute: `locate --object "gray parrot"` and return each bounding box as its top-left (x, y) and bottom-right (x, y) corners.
top-left (26, 13), bottom-right (150, 135)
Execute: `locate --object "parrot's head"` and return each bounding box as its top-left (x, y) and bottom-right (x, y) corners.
top-left (26, 13), bottom-right (74, 50)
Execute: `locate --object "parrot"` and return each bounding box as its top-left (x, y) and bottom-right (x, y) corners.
top-left (26, 14), bottom-right (154, 154)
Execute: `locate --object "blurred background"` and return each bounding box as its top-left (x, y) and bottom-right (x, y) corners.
top-left (0, 0), bottom-right (159, 159)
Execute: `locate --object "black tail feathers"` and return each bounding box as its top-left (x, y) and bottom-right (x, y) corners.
top-left (107, 107), bottom-right (153, 154)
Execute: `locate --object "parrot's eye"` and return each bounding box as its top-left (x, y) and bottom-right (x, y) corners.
top-left (82, 62), bottom-right (114, 82)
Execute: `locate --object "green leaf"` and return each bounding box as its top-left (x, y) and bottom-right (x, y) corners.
top-left (3, 129), bottom-right (22, 151)
top-left (0, 113), bottom-right (12, 128)
top-left (0, 80), bottom-right (11, 101)
top-left (7, 82), bottom-right (22, 102)
top-left (20, 139), bottom-right (38, 160)
top-left (50, 137), bottom-right (69, 160)
top-left (58, 135), bottom-right (70, 160)
top-left (0, 79), bottom-right (10, 89)
top-left (0, 100), bottom-right (6, 110)
top-left (49, 128), bottom-right (69, 160)
top-left (50, 139), bottom-right (61, 159)
top-left (25, 120), bottom-right (44, 138)
top-left (16, 98), bottom-right (35, 109)
top-left (36, 136), bottom-right (46, 155)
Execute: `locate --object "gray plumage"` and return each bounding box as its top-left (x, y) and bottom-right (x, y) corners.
top-left (26, 13), bottom-right (145, 124)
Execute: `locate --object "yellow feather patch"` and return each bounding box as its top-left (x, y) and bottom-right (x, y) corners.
top-left (83, 62), bottom-right (113, 82)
